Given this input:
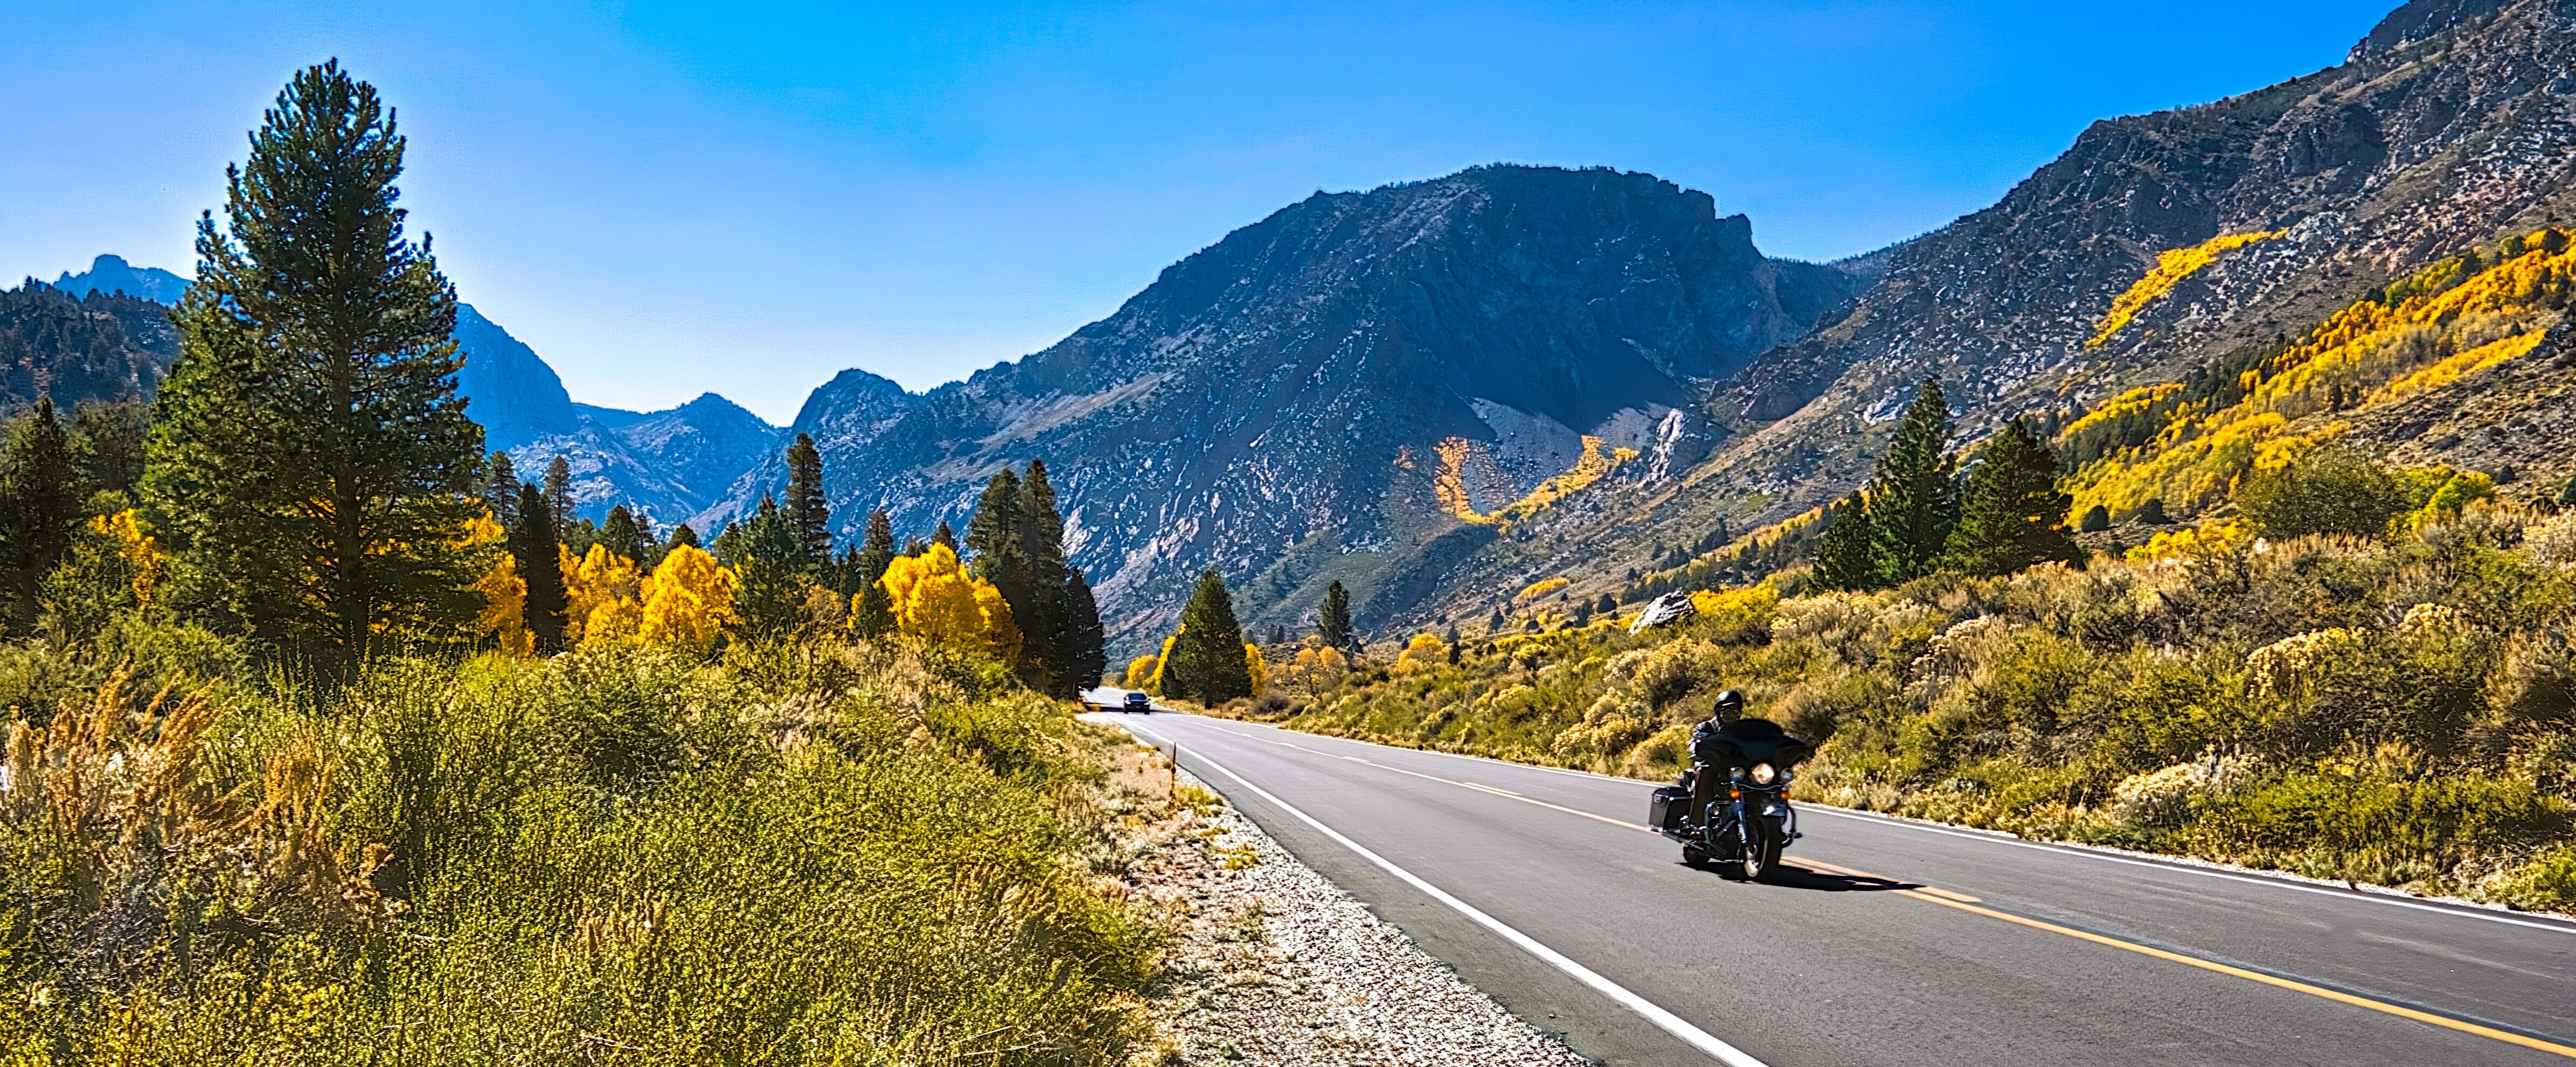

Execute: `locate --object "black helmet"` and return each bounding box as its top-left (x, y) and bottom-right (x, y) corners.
top-left (1711, 689), bottom-right (1746, 722)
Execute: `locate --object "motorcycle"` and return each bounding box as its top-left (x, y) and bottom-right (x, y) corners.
top-left (1648, 717), bottom-right (1813, 881)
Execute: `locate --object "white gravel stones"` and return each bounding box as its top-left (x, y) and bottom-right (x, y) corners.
top-left (1128, 769), bottom-right (1595, 1066)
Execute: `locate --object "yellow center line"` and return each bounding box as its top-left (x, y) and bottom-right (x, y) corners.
top-left (1192, 720), bottom-right (2576, 1059)
top-left (1897, 890), bottom-right (2576, 1058)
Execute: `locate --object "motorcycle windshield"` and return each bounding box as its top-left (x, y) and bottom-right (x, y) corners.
top-left (1692, 719), bottom-right (1814, 769)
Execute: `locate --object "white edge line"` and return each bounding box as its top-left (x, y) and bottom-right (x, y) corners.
top-left (1112, 718), bottom-right (1768, 1067)
top-left (1164, 714), bottom-right (2576, 936)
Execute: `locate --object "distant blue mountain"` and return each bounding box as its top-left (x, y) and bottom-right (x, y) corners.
top-left (48, 254), bottom-right (191, 304)
top-left (39, 255), bottom-right (777, 526)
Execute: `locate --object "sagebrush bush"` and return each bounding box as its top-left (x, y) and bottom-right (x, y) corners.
top-left (1, 639), bottom-right (1154, 1065)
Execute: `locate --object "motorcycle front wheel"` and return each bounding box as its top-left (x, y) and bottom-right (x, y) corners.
top-left (1740, 821), bottom-right (1785, 883)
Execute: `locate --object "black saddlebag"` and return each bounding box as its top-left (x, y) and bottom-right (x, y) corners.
top-left (1650, 786), bottom-right (1692, 831)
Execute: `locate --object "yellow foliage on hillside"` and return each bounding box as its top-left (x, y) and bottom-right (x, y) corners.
top-left (2124, 518), bottom-right (2247, 562)
top-left (1516, 576), bottom-right (1570, 602)
top-left (878, 543), bottom-right (1021, 662)
top-left (2065, 229), bottom-right (2576, 522)
top-left (2056, 383), bottom-right (2180, 441)
top-left (2089, 230), bottom-right (2285, 348)
top-left (1434, 435), bottom-right (1636, 526)
top-left (1394, 632), bottom-right (1447, 672)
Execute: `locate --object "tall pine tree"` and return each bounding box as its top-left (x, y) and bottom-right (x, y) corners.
top-left (1867, 376), bottom-right (1960, 586)
top-left (482, 450), bottom-right (517, 532)
top-left (783, 431), bottom-right (830, 564)
top-left (1812, 492), bottom-right (1878, 591)
top-left (719, 496), bottom-right (806, 638)
top-left (931, 521), bottom-right (957, 553)
top-left (1944, 417), bottom-right (2081, 576)
top-left (1059, 569), bottom-right (1107, 691)
top-left (511, 482), bottom-right (567, 652)
top-left (1317, 580), bottom-right (1354, 648)
top-left (849, 508), bottom-right (897, 639)
top-left (0, 398), bottom-right (81, 633)
top-left (1016, 459), bottom-right (1103, 697)
top-left (68, 397), bottom-right (148, 500)
top-left (599, 504), bottom-right (648, 563)
top-left (543, 455), bottom-right (573, 537)
top-left (1164, 570), bottom-right (1251, 703)
top-left (144, 62), bottom-right (485, 677)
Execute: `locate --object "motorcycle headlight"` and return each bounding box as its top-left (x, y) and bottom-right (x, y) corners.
top-left (1749, 762), bottom-right (1777, 785)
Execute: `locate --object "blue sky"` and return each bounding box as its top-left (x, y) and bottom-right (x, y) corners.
top-left (3, 1), bottom-right (2394, 423)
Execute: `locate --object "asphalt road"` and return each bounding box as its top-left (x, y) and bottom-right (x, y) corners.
top-left (1087, 709), bottom-right (2576, 1066)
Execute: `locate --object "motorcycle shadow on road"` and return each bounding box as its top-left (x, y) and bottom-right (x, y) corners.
top-left (1682, 861), bottom-right (1916, 893)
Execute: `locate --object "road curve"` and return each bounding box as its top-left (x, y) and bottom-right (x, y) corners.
top-left (1087, 709), bottom-right (2576, 1066)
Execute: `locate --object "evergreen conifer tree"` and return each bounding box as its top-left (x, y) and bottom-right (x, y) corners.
top-left (68, 397), bottom-right (147, 499)
top-left (1164, 570), bottom-right (1251, 702)
top-left (543, 456), bottom-right (573, 537)
top-left (0, 398), bottom-right (81, 632)
top-left (783, 432), bottom-right (830, 563)
top-left (511, 482), bottom-right (567, 652)
top-left (1317, 580), bottom-right (1354, 648)
top-left (1866, 376), bottom-right (1959, 585)
top-left (963, 469), bottom-right (1043, 677)
top-left (144, 63), bottom-right (485, 677)
top-left (931, 521), bottom-right (957, 553)
top-left (847, 505), bottom-right (898, 638)
top-left (1059, 570), bottom-right (1107, 691)
top-left (1813, 492), bottom-right (1878, 591)
top-left (1943, 417), bottom-right (2080, 576)
top-left (664, 522), bottom-right (699, 552)
top-left (599, 504), bottom-right (648, 563)
top-left (720, 496), bottom-right (806, 638)
top-left (856, 510), bottom-right (896, 585)
top-left (483, 450), bottom-right (517, 530)
top-left (1018, 460), bottom-right (1092, 696)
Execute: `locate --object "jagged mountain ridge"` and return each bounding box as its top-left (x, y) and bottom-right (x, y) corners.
top-left (48, 254), bottom-right (191, 305)
top-left (728, 165), bottom-right (1864, 650)
top-left (6, 267), bottom-right (775, 525)
top-left (1420, 0), bottom-right (2576, 626)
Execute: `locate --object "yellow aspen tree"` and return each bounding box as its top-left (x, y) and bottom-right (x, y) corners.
top-left (565, 543), bottom-right (643, 644)
top-left (96, 509), bottom-right (168, 608)
top-left (1145, 631), bottom-right (1181, 694)
top-left (1244, 643), bottom-right (1267, 692)
top-left (877, 542), bottom-right (1021, 661)
top-left (461, 514), bottom-right (531, 656)
top-left (637, 543), bottom-right (739, 654)
top-left (1123, 655), bottom-right (1159, 689)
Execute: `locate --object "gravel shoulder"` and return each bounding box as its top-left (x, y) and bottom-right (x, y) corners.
top-left (1088, 731), bottom-right (1594, 1066)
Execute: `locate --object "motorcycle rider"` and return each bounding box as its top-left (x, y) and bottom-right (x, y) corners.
top-left (1686, 689), bottom-right (1749, 827)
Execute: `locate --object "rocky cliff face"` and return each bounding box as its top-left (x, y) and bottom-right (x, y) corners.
top-left (737, 165), bottom-right (1861, 648)
top-left (1427, 0), bottom-right (2576, 627)
top-left (0, 281), bottom-right (178, 407)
